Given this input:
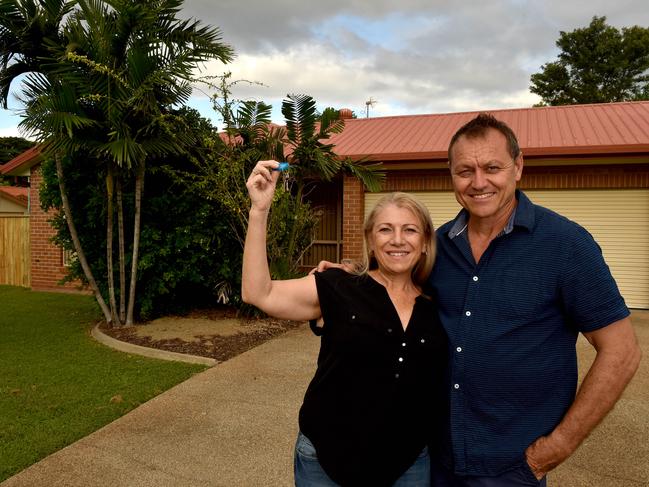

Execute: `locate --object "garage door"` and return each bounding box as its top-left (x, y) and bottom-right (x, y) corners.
top-left (364, 189), bottom-right (649, 309)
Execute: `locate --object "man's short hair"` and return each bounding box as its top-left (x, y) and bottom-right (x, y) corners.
top-left (447, 113), bottom-right (521, 164)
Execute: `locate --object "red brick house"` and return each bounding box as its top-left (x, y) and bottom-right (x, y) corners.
top-left (1, 146), bottom-right (81, 292)
top-left (4, 101), bottom-right (649, 307)
top-left (325, 101), bottom-right (649, 309)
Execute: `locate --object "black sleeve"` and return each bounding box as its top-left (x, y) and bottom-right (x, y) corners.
top-left (310, 268), bottom-right (349, 336)
top-left (309, 319), bottom-right (324, 336)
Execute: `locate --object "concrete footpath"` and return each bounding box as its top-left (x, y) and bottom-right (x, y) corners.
top-left (2, 314), bottom-right (648, 486)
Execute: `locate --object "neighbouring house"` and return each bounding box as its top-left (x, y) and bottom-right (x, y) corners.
top-left (324, 101), bottom-right (649, 309)
top-left (0, 145), bottom-right (82, 292)
top-left (0, 185), bottom-right (28, 216)
top-left (3, 101), bottom-right (649, 308)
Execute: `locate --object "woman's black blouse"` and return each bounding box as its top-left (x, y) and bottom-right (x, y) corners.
top-left (299, 268), bottom-right (448, 487)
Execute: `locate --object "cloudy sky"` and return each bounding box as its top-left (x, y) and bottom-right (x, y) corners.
top-left (2, 0), bottom-right (649, 138)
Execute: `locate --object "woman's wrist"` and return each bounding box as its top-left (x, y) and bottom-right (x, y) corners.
top-left (249, 206), bottom-right (270, 217)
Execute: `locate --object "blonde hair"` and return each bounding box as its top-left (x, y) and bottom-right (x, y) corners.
top-left (354, 192), bottom-right (436, 286)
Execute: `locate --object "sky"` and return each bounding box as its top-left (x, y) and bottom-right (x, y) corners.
top-left (2, 0), bottom-right (649, 139)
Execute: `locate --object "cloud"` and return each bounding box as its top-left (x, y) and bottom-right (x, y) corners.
top-left (2, 0), bottom-right (649, 134)
top-left (183, 0), bottom-right (649, 124)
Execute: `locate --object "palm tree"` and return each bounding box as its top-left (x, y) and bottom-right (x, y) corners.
top-left (281, 94), bottom-right (383, 263)
top-left (2, 0), bottom-right (234, 325)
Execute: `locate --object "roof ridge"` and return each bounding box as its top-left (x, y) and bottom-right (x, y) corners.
top-left (343, 100), bottom-right (649, 123)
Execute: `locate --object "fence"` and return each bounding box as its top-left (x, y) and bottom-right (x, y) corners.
top-left (0, 216), bottom-right (30, 287)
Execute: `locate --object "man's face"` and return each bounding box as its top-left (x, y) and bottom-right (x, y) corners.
top-left (449, 128), bottom-right (523, 226)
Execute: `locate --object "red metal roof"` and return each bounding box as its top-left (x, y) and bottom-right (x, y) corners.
top-left (329, 101), bottom-right (649, 161)
top-left (3, 102), bottom-right (649, 172)
top-left (0, 186), bottom-right (28, 207)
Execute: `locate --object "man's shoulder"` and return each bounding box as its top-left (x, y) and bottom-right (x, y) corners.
top-left (529, 200), bottom-right (591, 239)
top-left (515, 190), bottom-right (582, 235)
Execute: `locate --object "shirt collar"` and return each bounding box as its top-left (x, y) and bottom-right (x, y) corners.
top-left (447, 190), bottom-right (535, 239)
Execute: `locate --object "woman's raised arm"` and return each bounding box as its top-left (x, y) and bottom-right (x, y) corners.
top-left (241, 160), bottom-right (321, 321)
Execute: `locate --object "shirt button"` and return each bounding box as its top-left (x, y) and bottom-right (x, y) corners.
top-left (420, 338), bottom-right (425, 344)
top-left (395, 373), bottom-right (400, 379)
top-left (473, 276), bottom-right (479, 282)
top-left (402, 342), bottom-right (407, 347)
top-left (454, 384), bottom-right (460, 390)
top-left (456, 347), bottom-right (462, 352)
top-left (351, 315), bottom-right (355, 320)
top-left (465, 311), bottom-right (471, 317)
top-left (398, 357), bottom-right (404, 362)
top-left (387, 328), bottom-right (393, 333)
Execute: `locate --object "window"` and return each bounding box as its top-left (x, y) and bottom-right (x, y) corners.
top-left (62, 249), bottom-right (77, 267)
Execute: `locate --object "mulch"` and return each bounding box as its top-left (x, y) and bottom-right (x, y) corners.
top-left (99, 307), bottom-right (304, 362)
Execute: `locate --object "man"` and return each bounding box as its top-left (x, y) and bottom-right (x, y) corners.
top-left (428, 113), bottom-right (642, 486)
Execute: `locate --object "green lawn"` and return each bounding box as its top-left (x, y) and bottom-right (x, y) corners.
top-left (0, 285), bottom-right (206, 482)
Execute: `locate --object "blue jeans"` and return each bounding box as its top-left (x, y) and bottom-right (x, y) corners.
top-left (431, 459), bottom-right (547, 486)
top-left (294, 431), bottom-right (431, 486)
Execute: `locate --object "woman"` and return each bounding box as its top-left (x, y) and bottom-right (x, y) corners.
top-left (242, 160), bottom-right (447, 487)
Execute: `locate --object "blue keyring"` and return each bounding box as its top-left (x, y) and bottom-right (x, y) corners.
top-left (273, 162), bottom-right (290, 171)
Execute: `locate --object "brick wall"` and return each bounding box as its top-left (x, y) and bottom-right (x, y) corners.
top-left (30, 165), bottom-right (83, 292)
top-left (342, 175), bottom-right (364, 260)
top-left (341, 163), bottom-right (649, 261)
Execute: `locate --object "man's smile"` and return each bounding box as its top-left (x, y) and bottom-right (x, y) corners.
top-left (469, 192), bottom-right (496, 200)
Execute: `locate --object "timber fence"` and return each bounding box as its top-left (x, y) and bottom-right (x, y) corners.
top-left (0, 216), bottom-right (30, 287)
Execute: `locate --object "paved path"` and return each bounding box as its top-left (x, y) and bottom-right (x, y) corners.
top-left (2, 313), bottom-right (648, 486)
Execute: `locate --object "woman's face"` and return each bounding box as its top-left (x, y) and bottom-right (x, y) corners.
top-left (369, 204), bottom-right (425, 277)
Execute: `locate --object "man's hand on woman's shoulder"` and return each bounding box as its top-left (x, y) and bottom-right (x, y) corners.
top-left (310, 260), bottom-right (355, 275)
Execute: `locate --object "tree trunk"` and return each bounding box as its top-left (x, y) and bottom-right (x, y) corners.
top-left (106, 164), bottom-right (119, 325)
top-left (55, 154), bottom-right (113, 324)
top-left (126, 161), bottom-right (145, 325)
top-left (116, 176), bottom-right (126, 324)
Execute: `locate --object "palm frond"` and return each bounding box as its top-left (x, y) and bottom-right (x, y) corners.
top-left (19, 73), bottom-right (98, 138)
top-left (0, 59), bottom-right (29, 107)
top-left (237, 100), bottom-right (271, 128)
top-left (342, 158), bottom-right (385, 192)
top-left (282, 93), bottom-right (318, 144)
top-left (101, 135), bottom-right (146, 169)
top-left (0, 0), bottom-right (73, 106)
top-left (318, 107), bottom-right (344, 137)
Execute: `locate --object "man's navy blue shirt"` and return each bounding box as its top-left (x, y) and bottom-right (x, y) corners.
top-left (429, 190), bottom-right (629, 477)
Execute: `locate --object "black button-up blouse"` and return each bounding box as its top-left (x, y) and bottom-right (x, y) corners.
top-left (299, 268), bottom-right (448, 487)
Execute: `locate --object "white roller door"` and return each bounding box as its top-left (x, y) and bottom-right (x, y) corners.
top-left (364, 189), bottom-right (649, 309)
top-left (525, 189), bottom-right (649, 310)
